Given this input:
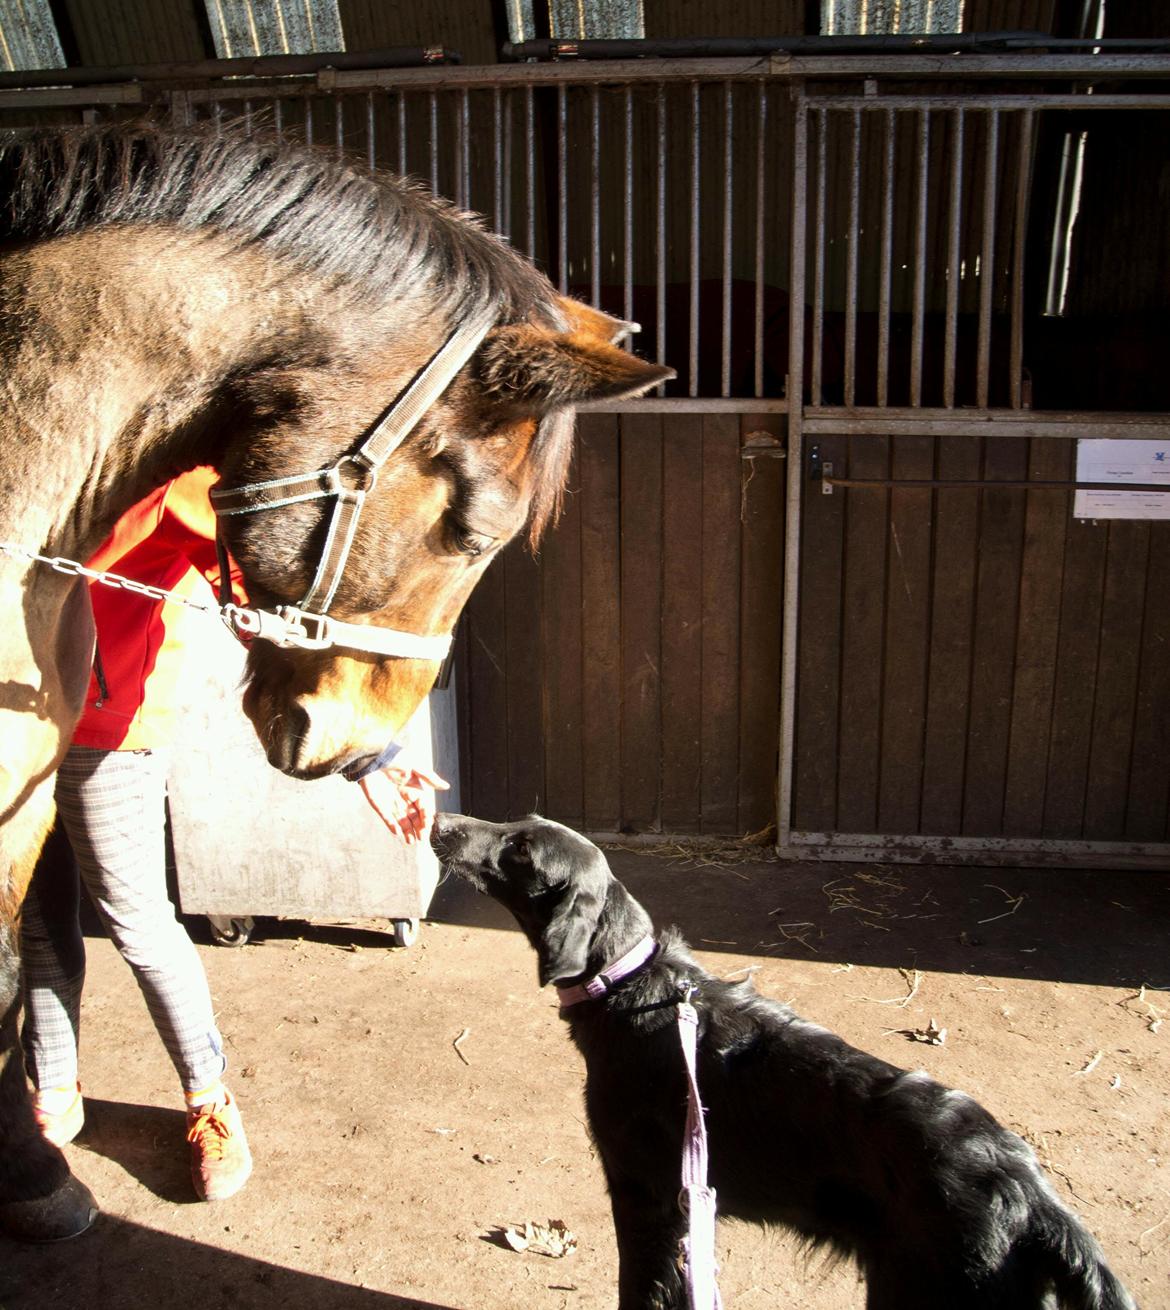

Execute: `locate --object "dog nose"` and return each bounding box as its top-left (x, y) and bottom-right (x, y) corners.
top-left (430, 812), bottom-right (454, 851)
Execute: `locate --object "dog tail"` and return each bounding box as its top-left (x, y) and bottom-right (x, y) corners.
top-left (1031, 1193), bottom-right (1137, 1310)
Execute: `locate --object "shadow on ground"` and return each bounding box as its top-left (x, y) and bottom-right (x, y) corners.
top-left (424, 851), bottom-right (1170, 991)
top-left (0, 1217), bottom-right (457, 1310)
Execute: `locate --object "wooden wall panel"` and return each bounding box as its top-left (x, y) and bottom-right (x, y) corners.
top-left (792, 435), bottom-right (846, 832)
top-left (877, 435), bottom-right (933, 832)
top-left (699, 415), bottom-right (742, 831)
top-left (578, 415), bottom-right (623, 830)
top-left (1128, 525), bottom-right (1170, 841)
top-left (962, 438), bottom-right (1028, 835)
top-left (619, 412), bottom-right (664, 830)
top-left (660, 415), bottom-right (705, 832)
top-left (737, 415), bottom-right (785, 835)
top-left (836, 436), bottom-right (888, 832)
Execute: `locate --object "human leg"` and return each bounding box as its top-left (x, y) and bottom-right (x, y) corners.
top-left (20, 815), bottom-right (85, 1145)
top-left (55, 745), bottom-right (250, 1199)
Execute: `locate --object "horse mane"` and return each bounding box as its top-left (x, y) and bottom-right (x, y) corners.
top-left (0, 120), bottom-right (572, 539)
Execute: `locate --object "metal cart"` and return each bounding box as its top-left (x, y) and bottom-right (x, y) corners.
top-left (166, 616), bottom-right (455, 947)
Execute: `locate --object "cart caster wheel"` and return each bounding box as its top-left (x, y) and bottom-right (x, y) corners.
top-left (390, 918), bottom-right (419, 948)
top-left (208, 915), bottom-right (254, 947)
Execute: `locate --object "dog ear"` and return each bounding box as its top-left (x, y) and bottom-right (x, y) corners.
top-left (538, 884), bottom-right (605, 986)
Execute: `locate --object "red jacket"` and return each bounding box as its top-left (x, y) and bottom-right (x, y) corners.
top-left (73, 468), bottom-right (243, 751)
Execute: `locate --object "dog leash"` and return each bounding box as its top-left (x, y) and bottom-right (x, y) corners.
top-left (556, 947), bottom-right (722, 1309)
top-left (677, 984), bottom-right (723, 1310)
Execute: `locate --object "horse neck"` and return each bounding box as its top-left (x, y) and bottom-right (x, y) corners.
top-left (0, 227), bottom-right (320, 561)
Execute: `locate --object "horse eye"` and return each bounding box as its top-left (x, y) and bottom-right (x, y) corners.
top-left (451, 522), bottom-right (495, 558)
top-left (512, 837), bottom-right (531, 862)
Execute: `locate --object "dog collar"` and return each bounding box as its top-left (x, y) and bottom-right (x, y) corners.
top-left (555, 935), bottom-right (658, 1009)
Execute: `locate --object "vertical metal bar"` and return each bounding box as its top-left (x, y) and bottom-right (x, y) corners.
top-left (502, 89), bottom-right (513, 239)
top-left (811, 108), bottom-right (827, 407)
top-left (304, 96), bottom-right (314, 145)
top-left (656, 83), bottom-right (667, 390)
top-left (243, 99), bottom-right (253, 136)
top-left (910, 109), bottom-right (930, 408)
top-left (877, 107), bottom-right (895, 406)
top-left (844, 108), bottom-right (860, 408)
top-left (335, 96), bottom-right (344, 158)
top-left (624, 85), bottom-right (634, 326)
top-left (558, 84), bottom-right (568, 294)
top-left (721, 82), bottom-right (734, 397)
top-left (211, 101), bottom-right (223, 134)
top-left (366, 91), bottom-right (375, 171)
top-left (525, 85), bottom-right (536, 259)
top-left (397, 92), bottom-right (407, 175)
top-left (977, 110), bottom-right (1000, 409)
top-left (754, 81), bottom-right (767, 399)
top-left (493, 87), bottom-right (504, 232)
top-left (712, 84), bottom-right (728, 395)
top-left (944, 107), bottom-right (965, 408)
top-left (461, 88), bottom-right (471, 210)
top-left (689, 80), bottom-right (701, 399)
top-left (1010, 109), bottom-right (1035, 410)
top-left (429, 90), bottom-right (439, 196)
top-left (274, 97), bottom-right (284, 139)
top-left (777, 89), bottom-right (809, 855)
top-left (591, 85), bottom-right (601, 307)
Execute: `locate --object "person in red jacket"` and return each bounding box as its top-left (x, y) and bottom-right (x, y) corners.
top-left (20, 468), bottom-right (444, 1205)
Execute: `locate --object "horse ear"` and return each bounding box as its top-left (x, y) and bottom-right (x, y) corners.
top-left (480, 323), bottom-right (674, 410)
top-left (556, 296), bottom-right (641, 345)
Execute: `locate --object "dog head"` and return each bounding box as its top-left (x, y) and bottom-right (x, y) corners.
top-left (431, 813), bottom-right (641, 986)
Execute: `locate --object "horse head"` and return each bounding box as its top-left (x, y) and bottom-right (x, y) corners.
top-left (221, 299), bottom-right (670, 778)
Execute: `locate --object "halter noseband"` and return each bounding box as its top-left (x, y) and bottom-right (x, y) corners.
top-left (210, 308), bottom-right (496, 660)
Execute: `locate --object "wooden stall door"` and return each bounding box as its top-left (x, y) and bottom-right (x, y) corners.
top-left (458, 410), bottom-right (785, 838)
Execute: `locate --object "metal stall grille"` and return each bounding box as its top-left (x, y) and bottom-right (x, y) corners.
top-left (783, 82), bottom-right (1170, 867)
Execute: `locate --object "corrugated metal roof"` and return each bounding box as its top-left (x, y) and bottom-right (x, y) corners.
top-left (822, 0), bottom-right (964, 35)
top-left (0, 0), bottom-right (64, 70)
top-left (204, 0), bottom-right (345, 58)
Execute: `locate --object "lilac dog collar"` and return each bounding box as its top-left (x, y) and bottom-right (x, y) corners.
top-left (556, 935), bottom-right (658, 1009)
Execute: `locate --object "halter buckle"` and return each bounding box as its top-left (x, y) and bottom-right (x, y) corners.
top-left (272, 605), bottom-right (334, 650)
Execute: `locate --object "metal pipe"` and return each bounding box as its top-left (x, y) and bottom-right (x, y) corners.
top-left (944, 107), bottom-right (964, 408)
top-left (591, 85), bottom-right (601, 307)
top-left (1010, 109), bottom-right (1035, 410)
top-left (656, 83), bottom-right (667, 390)
top-left (811, 108), bottom-right (827, 407)
top-left (721, 81), bottom-right (734, 398)
top-left (877, 107), bottom-right (894, 407)
top-left (977, 109), bottom-right (1000, 409)
top-left (335, 96), bottom-right (344, 156)
top-left (753, 82), bottom-right (767, 399)
top-left (397, 91), bottom-right (406, 174)
top-left (493, 87), bottom-right (504, 231)
top-left (460, 87), bottom-right (470, 207)
top-left (689, 80), bottom-right (701, 398)
top-left (429, 90), bottom-right (439, 195)
top-left (365, 91), bottom-right (375, 170)
top-left (525, 85), bottom-right (535, 259)
top-left (910, 109), bottom-right (930, 407)
top-left (304, 95), bottom-right (314, 145)
top-left (777, 90), bottom-right (809, 855)
top-left (844, 107), bottom-right (860, 408)
top-left (558, 83), bottom-right (568, 294)
top-left (624, 86), bottom-right (634, 326)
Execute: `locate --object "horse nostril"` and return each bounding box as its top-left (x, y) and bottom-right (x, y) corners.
top-left (283, 701), bottom-right (311, 770)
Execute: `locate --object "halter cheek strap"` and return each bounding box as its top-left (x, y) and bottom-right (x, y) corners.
top-left (211, 308), bottom-right (495, 659)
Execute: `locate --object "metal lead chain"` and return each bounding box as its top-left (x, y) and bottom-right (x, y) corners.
top-left (0, 542), bottom-right (221, 616)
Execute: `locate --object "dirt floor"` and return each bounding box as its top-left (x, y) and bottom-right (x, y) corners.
top-left (2, 848), bottom-right (1167, 1310)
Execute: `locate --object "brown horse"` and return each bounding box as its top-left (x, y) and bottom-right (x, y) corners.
top-left (0, 122), bottom-right (670, 1241)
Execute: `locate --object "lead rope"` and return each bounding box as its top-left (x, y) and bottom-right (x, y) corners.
top-left (677, 986), bottom-right (722, 1310)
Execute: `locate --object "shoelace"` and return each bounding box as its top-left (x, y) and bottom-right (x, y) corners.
top-left (187, 1104), bottom-right (231, 1159)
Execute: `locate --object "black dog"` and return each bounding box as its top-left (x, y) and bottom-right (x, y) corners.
top-left (432, 812), bottom-right (1137, 1310)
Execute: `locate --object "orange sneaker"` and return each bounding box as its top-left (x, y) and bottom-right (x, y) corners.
top-left (33, 1084), bottom-right (84, 1148)
top-left (186, 1087), bottom-right (252, 1201)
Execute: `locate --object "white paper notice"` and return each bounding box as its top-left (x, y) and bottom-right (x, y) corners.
top-left (1074, 438), bottom-right (1170, 520)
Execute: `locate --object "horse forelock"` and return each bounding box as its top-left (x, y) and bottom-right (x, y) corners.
top-left (0, 121), bottom-right (566, 337)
